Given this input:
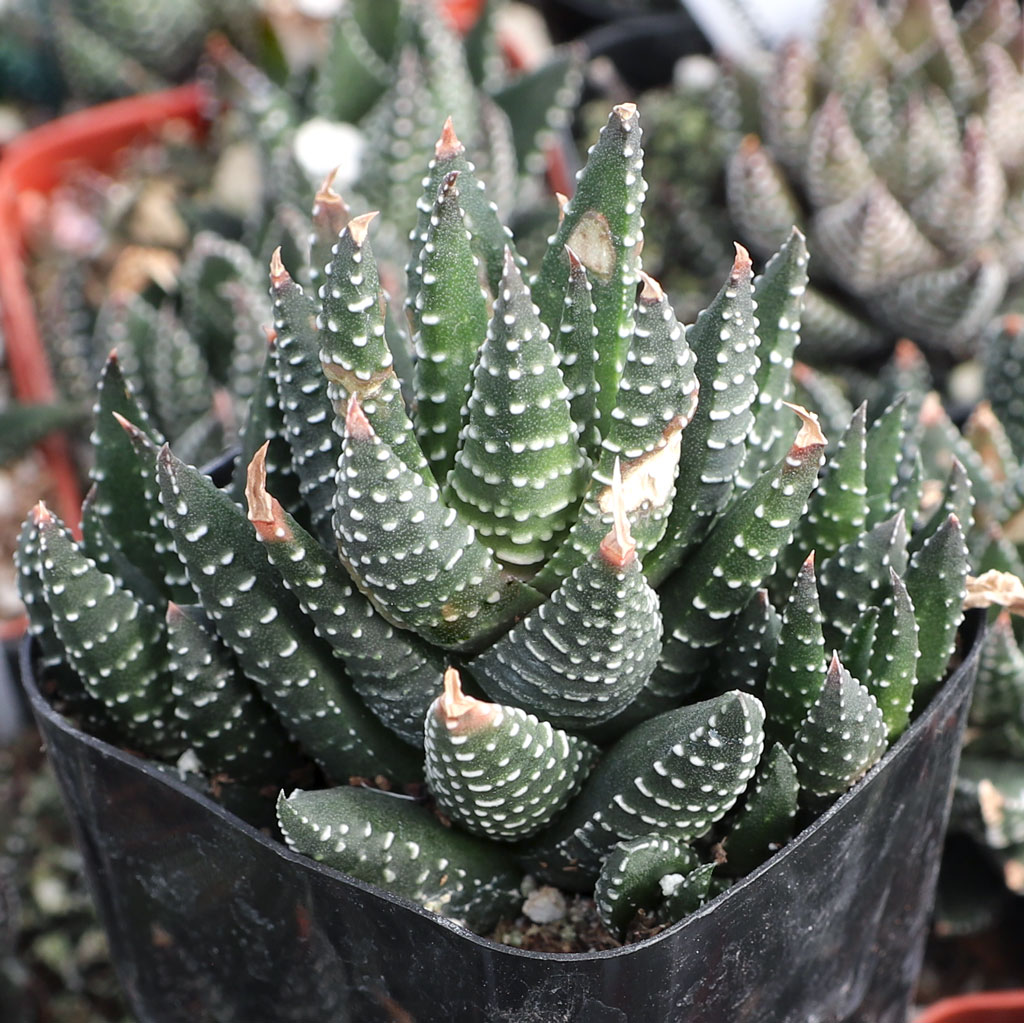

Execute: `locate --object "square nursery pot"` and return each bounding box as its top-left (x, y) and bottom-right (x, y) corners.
top-left (22, 612), bottom-right (983, 1023)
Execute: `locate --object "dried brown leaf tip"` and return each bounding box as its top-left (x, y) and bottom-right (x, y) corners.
top-left (111, 411), bottom-right (146, 443)
top-left (638, 271), bottom-right (665, 304)
top-left (270, 246), bottom-right (288, 284)
top-left (344, 394), bottom-right (373, 440)
top-left (31, 500), bottom-right (53, 526)
top-left (435, 117), bottom-right (464, 159)
top-left (731, 242), bottom-right (753, 281)
top-left (599, 458), bottom-right (637, 569)
top-left (556, 192), bottom-right (570, 226)
top-left (894, 338), bottom-right (925, 368)
top-left (346, 211), bottom-right (378, 247)
top-left (438, 666), bottom-right (495, 732)
top-left (964, 569), bottom-right (1024, 614)
top-left (781, 401), bottom-right (826, 451)
top-left (245, 443), bottom-right (293, 542)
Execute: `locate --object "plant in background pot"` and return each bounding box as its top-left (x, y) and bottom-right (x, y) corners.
top-left (0, 0), bottom-right (268, 111)
top-left (596, 0), bottom-right (1024, 371)
top-left (17, 102), bottom-right (981, 1022)
top-left (13, 0), bottom-right (581, 469)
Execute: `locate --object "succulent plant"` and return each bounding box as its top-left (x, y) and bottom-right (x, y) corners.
top-left (18, 104), bottom-right (971, 943)
top-left (620, 0), bottom-right (1024, 367)
top-left (24, 0), bottom-right (581, 477)
top-left (206, 0), bottom-right (583, 258)
top-left (0, 0), bottom-right (264, 106)
top-left (750, 313), bottom-right (1024, 937)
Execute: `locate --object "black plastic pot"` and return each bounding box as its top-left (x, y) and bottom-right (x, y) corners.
top-left (23, 616), bottom-right (983, 1023)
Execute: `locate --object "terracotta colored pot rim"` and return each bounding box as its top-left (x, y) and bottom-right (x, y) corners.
top-left (916, 990), bottom-right (1024, 1022)
top-left (0, 83), bottom-right (210, 542)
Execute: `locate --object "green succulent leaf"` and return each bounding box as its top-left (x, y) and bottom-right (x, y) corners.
top-left (166, 602), bottom-right (300, 785)
top-left (723, 742), bottom-right (799, 876)
top-left (333, 397), bottom-right (543, 651)
top-left (424, 668), bottom-right (596, 840)
top-left (648, 246), bottom-right (760, 583)
top-left (535, 270), bottom-right (698, 591)
top-left (246, 447), bottom-right (443, 747)
top-left (410, 169), bottom-right (490, 479)
top-left (278, 785), bottom-right (522, 933)
top-left (863, 569), bottom-right (920, 740)
top-left (532, 103), bottom-right (646, 428)
top-left (31, 505), bottom-right (179, 758)
top-left (737, 227), bottom-right (810, 489)
top-left (655, 407), bottom-right (826, 693)
top-left (906, 513), bottom-right (969, 706)
top-left (593, 834), bottom-right (700, 939)
top-left (156, 444), bottom-right (422, 782)
top-left (763, 553), bottom-right (828, 746)
top-left (320, 213), bottom-right (433, 484)
top-left (792, 653), bottom-right (888, 798)
top-left (444, 250), bottom-right (589, 567)
top-left (269, 250), bottom-right (340, 541)
top-left (469, 478), bottom-right (662, 732)
top-left (818, 510), bottom-right (909, 648)
top-left (525, 691), bottom-right (765, 890)
top-left (712, 588), bottom-right (781, 697)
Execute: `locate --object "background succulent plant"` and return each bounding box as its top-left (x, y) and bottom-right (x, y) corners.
top-left (0, 0), bottom-right (266, 109)
top-left (22, 0), bottom-right (581, 475)
top-left (604, 0), bottom-right (1024, 370)
top-left (18, 102), bottom-right (971, 943)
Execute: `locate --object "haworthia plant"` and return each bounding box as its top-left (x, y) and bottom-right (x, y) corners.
top-left (626, 0), bottom-right (1024, 365)
top-left (18, 105), bottom-right (971, 944)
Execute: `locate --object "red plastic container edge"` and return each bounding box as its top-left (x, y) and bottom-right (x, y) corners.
top-left (916, 991), bottom-right (1024, 1023)
top-left (0, 84), bottom-right (209, 641)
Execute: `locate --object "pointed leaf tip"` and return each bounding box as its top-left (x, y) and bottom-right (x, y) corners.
top-left (110, 411), bottom-right (145, 442)
top-left (435, 117), bottom-right (463, 159)
top-left (894, 338), bottom-right (924, 367)
top-left (317, 166), bottom-right (339, 196)
top-left (918, 391), bottom-right (944, 426)
top-left (244, 443), bottom-right (272, 523)
top-left (270, 247), bottom-right (287, 283)
top-left (781, 401), bottom-right (826, 449)
top-left (599, 458), bottom-right (637, 569)
top-left (31, 501), bottom-right (52, 525)
top-left (346, 211), bottom-right (378, 247)
top-left (638, 271), bottom-right (665, 303)
top-left (439, 666), bottom-right (493, 731)
top-left (732, 243), bottom-right (753, 278)
top-left (555, 192), bottom-right (569, 225)
top-left (344, 395), bottom-right (373, 439)
top-left (613, 102), bottom-right (638, 122)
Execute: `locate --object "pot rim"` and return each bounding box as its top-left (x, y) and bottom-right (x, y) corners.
top-left (916, 988), bottom-right (1024, 1022)
top-left (20, 609), bottom-right (985, 963)
top-left (0, 83), bottom-right (210, 541)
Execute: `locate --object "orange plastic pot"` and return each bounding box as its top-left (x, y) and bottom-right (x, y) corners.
top-left (917, 991), bottom-right (1024, 1022)
top-left (0, 84), bottom-right (208, 641)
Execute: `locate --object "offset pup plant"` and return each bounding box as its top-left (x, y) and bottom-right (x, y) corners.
top-left (18, 103), bottom-right (971, 944)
